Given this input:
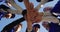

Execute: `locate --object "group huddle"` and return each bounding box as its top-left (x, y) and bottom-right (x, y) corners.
top-left (0, 0), bottom-right (60, 32)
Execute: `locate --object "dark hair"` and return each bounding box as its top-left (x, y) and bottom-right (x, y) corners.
top-left (1, 17), bottom-right (25, 32)
top-left (10, 14), bottom-right (15, 18)
top-left (22, 9), bottom-right (27, 16)
top-left (36, 0), bottom-right (41, 2)
top-left (33, 24), bottom-right (40, 28)
top-left (47, 0), bottom-right (53, 2)
top-left (18, 0), bottom-right (23, 2)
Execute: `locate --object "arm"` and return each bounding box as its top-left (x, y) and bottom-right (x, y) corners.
top-left (6, 0), bottom-right (22, 14)
top-left (0, 4), bottom-right (22, 14)
top-left (35, 0), bottom-right (48, 10)
top-left (1, 17), bottom-right (25, 32)
top-left (7, 9), bottom-right (22, 15)
top-left (23, 0), bottom-right (35, 31)
top-left (23, 0), bottom-right (34, 11)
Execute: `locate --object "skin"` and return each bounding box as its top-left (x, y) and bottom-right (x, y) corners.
top-left (4, 13), bottom-right (12, 18)
top-left (33, 27), bottom-right (39, 32)
top-left (42, 7), bottom-right (59, 23)
top-left (6, 0), bottom-right (23, 14)
top-left (42, 7), bottom-right (59, 31)
top-left (1, 0), bottom-right (55, 32)
top-left (14, 24), bottom-right (22, 32)
top-left (6, 0), bottom-right (48, 14)
top-left (34, 6), bottom-right (59, 32)
top-left (23, 0), bottom-right (43, 31)
top-left (0, 8), bottom-right (12, 18)
top-left (1, 0), bottom-right (49, 32)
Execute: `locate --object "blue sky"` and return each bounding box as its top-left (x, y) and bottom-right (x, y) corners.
top-left (0, 0), bottom-right (59, 32)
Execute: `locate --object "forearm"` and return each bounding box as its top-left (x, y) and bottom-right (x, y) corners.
top-left (24, 0), bottom-right (34, 11)
top-left (23, 0), bottom-right (31, 10)
top-left (7, 9), bottom-right (22, 15)
top-left (6, 0), bottom-right (22, 14)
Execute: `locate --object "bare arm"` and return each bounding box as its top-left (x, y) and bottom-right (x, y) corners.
top-left (35, 0), bottom-right (48, 10)
top-left (6, 0), bottom-right (22, 14)
top-left (23, 0), bottom-right (34, 11)
top-left (23, 0), bottom-right (35, 31)
top-left (7, 9), bottom-right (22, 15)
